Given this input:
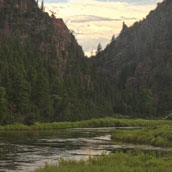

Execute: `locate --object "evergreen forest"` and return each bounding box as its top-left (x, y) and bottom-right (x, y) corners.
top-left (0, 0), bottom-right (172, 125)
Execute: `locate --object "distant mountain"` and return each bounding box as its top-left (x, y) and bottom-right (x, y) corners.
top-left (92, 0), bottom-right (172, 117)
top-left (0, 0), bottom-right (114, 124)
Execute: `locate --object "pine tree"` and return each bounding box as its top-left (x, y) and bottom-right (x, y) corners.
top-left (96, 43), bottom-right (102, 55)
top-left (41, 0), bottom-right (45, 12)
top-left (111, 35), bottom-right (115, 42)
top-left (10, 73), bottom-right (31, 114)
top-left (0, 87), bottom-right (7, 124)
top-left (33, 71), bottom-right (53, 121)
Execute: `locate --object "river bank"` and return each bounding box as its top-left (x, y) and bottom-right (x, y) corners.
top-left (0, 117), bottom-right (172, 130)
top-left (28, 119), bottom-right (172, 172)
top-left (32, 151), bottom-right (172, 172)
top-left (111, 126), bottom-right (172, 147)
top-left (1, 118), bottom-right (172, 172)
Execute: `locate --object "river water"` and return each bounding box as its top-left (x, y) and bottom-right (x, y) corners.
top-left (0, 127), bottom-right (171, 172)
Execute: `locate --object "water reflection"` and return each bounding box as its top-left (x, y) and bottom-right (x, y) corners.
top-left (0, 128), bottom-right (171, 172)
top-left (0, 128), bottom-right (115, 172)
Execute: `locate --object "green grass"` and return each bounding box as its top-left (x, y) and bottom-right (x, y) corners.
top-left (111, 126), bottom-right (172, 147)
top-left (0, 117), bottom-right (172, 130)
top-left (32, 151), bottom-right (172, 172)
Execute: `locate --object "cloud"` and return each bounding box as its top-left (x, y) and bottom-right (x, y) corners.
top-left (120, 16), bottom-right (138, 20)
top-left (94, 0), bottom-right (162, 5)
top-left (66, 15), bottom-right (121, 23)
top-left (44, 0), bottom-right (161, 56)
top-left (65, 15), bottom-right (138, 23)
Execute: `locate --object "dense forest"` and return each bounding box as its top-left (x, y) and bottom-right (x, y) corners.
top-left (0, 0), bottom-right (171, 125)
top-left (0, 0), bottom-right (115, 124)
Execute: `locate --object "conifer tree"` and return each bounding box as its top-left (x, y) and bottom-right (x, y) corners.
top-left (96, 43), bottom-right (102, 55)
top-left (0, 87), bottom-right (7, 124)
top-left (41, 0), bottom-right (45, 12)
top-left (111, 35), bottom-right (115, 42)
top-left (33, 71), bottom-right (53, 121)
top-left (10, 73), bottom-right (31, 114)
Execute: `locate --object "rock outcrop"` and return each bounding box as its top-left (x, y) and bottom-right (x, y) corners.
top-left (0, 0), bottom-right (84, 76)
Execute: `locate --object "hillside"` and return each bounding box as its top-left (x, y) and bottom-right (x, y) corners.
top-left (0, 0), bottom-right (84, 75)
top-left (0, 0), bottom-right (114, 124)
top-left (0, 0), bottom-right (171, 124)
top-left (92, 0), bottom-right (172, 117)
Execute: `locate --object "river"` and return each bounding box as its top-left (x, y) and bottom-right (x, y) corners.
top-left (0, 127), bottom-right (171, 172)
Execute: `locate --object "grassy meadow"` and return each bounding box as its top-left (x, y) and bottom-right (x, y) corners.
top-left (111, 126), bottom-right (172, 147)
top-left (33, 151), bottom-right (172, 172)
top-left (0, 117), bottom-right (172, 130)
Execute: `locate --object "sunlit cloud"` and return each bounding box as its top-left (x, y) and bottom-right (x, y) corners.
top-left (44, 0), bottom-right (163, 56)
top-left (66, 15), bottom-right (125, 23)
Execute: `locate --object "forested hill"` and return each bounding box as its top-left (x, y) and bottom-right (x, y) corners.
top-left (0, 0), bottom-right (84, 76)
top-left (92, 0), bottom-right (172, 117)
top-left (0, 0), bottom-right (114, 124)
top-left (0, 0), bottom-right (171, 124)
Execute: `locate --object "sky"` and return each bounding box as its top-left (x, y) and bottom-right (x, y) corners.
top-left (43, 0), bottom-right (162, 56)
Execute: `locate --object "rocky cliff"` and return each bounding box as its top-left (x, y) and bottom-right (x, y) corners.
top-left (0, 0), bottom-right (84, 76)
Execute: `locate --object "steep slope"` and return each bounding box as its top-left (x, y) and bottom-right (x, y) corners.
top-left (0, 0), bottom-right (114, 124)
top-left (0, 0), bottom-right (84, 75)
top-left (92, 0), bottom-right (172, 117)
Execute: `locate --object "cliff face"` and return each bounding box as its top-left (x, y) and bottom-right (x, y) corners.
top-left (0, 0), bottom-right (84, 76)
top-left (93, 0), bottom-right (172, 115)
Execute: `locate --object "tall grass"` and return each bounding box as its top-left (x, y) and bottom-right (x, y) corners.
top-left (33, 151), bottom-right (172, 172)
top-left (0, 117), bottom-right (172, 130)
top-left (111, 126), bottom-right (172, 147)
